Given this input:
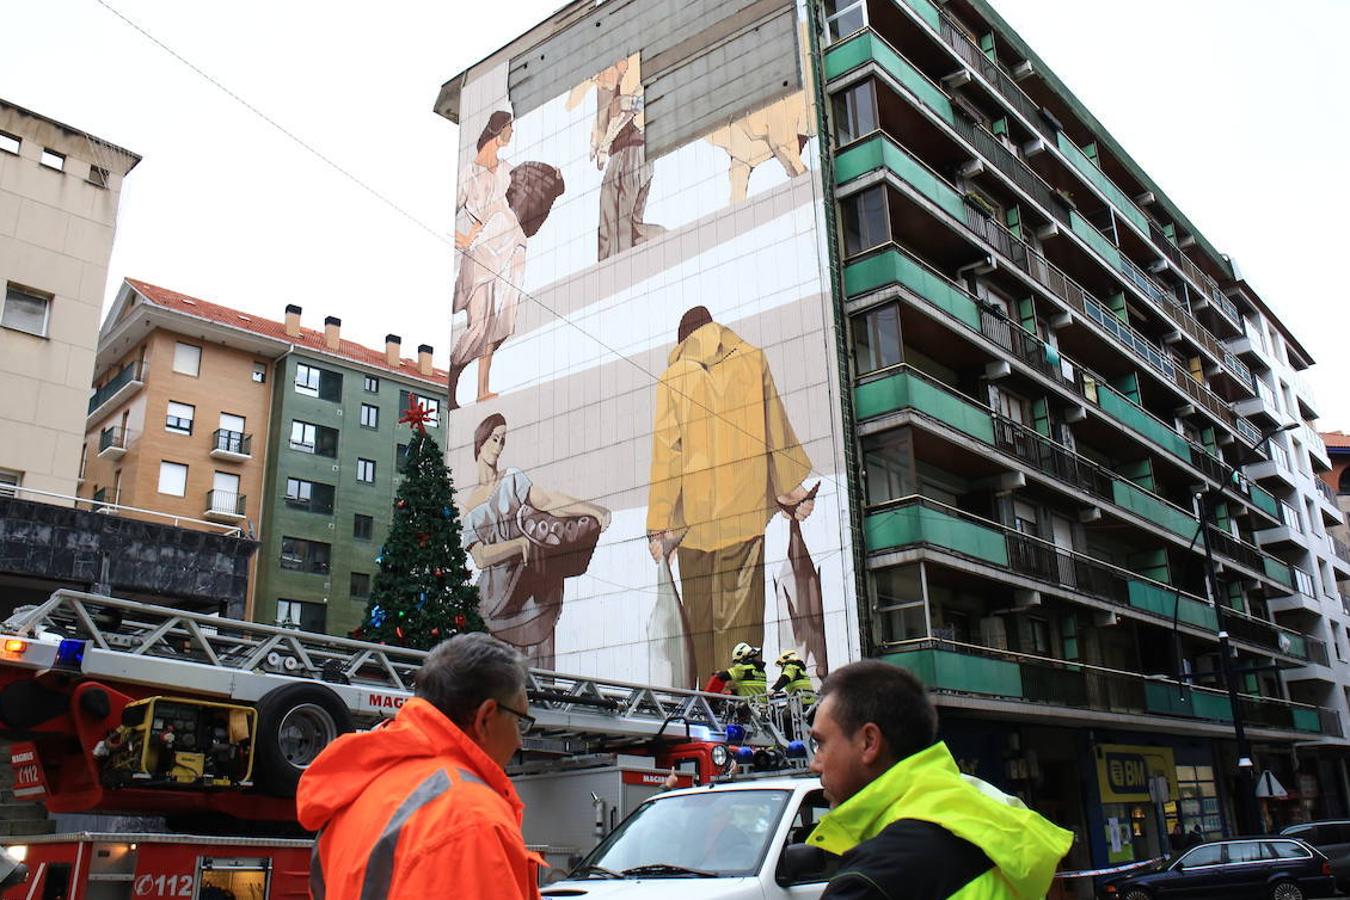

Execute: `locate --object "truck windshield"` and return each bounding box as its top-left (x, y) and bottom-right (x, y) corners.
top-left (577, 789), bottom-right (791, 878)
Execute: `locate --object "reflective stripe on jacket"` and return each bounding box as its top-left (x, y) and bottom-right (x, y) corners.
top-left (809, 742), bottom-right (1072, 899)
top-left (779, 662), bottom-right (815, 701)
top-left (727, 661), bottom-right (768, 696)
top-left (297, 698), bottom-right (542, 900)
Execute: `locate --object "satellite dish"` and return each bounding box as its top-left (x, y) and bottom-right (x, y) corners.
top-left (1255, 770), bottom-right (1288, 799)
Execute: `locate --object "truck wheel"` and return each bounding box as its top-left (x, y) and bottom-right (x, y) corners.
top-left (253, 683), bottom-right (352, 797)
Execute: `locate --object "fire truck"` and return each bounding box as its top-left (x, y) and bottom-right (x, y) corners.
top-left (0, 589), bottom-right (809, 898)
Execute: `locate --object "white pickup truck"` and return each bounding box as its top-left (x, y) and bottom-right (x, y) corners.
top-left (541, 775), bottom-right (838, 899)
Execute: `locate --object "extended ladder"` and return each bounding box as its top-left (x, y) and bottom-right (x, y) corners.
top-left (2, 590), bottom-right (786, 748)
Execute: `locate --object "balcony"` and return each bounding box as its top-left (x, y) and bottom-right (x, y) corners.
top-left (87, 361), bottom-right (147, 424)
top-left (837, 134), bottom-right (1242, 434)
top-left (882, 639), bottom-right (1326, 736)
top-left (900, 0), bottom-right (1244, 341)
top-left (204, 490), bottom-right (246, 522)
top-left (823, 29), bottom-right (955, 127)
top-left (864, 495), bottom-right (1313, 662)
top-left (96, 426), bottom-right (129, 460)
top-left (210, 429), bottom-right (252, 462)
top-left (843, 244), bottom-right (1278, 525)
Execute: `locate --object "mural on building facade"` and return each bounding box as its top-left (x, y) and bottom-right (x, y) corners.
top-left (646, 305), bottom-right (818, 682)
top-left (449, 12), bottom-right (850, 685)
top-left (566, 53), bottom-right (664, 260)
top-left (463, 413), bottom-right (611, 669)
top-left (450, 112), bottom-right (565, 409)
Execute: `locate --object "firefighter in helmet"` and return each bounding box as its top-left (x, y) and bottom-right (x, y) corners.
top-left (714, 642), bottom-right (768, 697)
top-left (771, 650), bottom-right (816, 706)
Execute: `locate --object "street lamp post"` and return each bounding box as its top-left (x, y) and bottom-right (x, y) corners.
top-left (1194, 421), bottom-right (1296, 837)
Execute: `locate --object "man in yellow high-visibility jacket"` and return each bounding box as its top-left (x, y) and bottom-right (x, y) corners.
top-left (806, 661), bottom-right (1073, 899)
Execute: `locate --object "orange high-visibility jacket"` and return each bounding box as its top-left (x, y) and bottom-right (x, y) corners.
top-left (297, 698), bottom-right (542, 900)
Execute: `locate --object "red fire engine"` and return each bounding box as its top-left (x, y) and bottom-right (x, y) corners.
top-left (0, 590), bottom-right (806, 897)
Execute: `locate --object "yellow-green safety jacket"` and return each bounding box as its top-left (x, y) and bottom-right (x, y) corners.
top-left (725, 661), bottom-right (767, 696)
top-left (773, 661), bottom-right (816, 703)
top-left (808, 742), bottom-right (1072, 899)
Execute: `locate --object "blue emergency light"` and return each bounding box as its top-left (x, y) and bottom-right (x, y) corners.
top-left (725, 723), bottom-right (746, 744)
top-left (735, 746), bottom-right (755, 763)
top-left (786, 740), bottom-right (808, 758)
top-left (55, 639), bottom-right (86, 670)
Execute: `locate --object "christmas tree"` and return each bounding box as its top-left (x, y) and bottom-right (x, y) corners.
top-left (356, 399), bottom-right (483, 649)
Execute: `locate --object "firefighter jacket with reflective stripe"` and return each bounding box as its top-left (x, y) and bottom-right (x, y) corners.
top-left (725, 661), bottom-right (767, 696)
top-left (808, 742), bottom-right (1072, 899)
top-left (772, 661), bottom-right (815, 701)
top-left (296, 698), bottom-right (541, 900)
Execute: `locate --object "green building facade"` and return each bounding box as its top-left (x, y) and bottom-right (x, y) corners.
top-left (253, 333), bottom-right (447, 637)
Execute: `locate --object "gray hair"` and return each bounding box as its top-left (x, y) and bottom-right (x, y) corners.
top-left (415, 632), bottom-right (528, 729)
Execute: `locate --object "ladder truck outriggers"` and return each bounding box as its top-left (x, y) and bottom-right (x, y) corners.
top-left (0, 590), bottom-right (811, 899)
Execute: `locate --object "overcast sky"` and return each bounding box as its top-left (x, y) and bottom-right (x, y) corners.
top-left (4, 0), bottom-right (1346, 429)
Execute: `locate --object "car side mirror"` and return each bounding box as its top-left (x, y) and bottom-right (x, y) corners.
top-left (776, 843), bottom-right (833, 886)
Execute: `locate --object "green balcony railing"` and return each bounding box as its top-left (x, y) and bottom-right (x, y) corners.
top-left (836, 135), bottom-right (966, 222)
top-left (824, 29), bottom-right (954, 125)
top-left (881, 639), bottom-right (1326, 735)
top-left (865, 496), bottom-right (1312, 661)
top-left (842, 243), bottom-right (1279, 527)
top-left (856, 364), bottom-right (1203, 543)
top-left (881, 0), bottom-right (1248, 385)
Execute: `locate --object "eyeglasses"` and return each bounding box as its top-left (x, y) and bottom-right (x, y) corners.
top-left (498, 701), bottom-right (535, 736)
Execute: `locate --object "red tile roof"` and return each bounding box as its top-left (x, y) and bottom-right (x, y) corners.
top-left (1321, 431), bottom-right (1350, 450)
top-left (125, 278), bottom-right (448, 388)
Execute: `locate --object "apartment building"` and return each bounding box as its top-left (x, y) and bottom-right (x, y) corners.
top-left (249, 320), bottom-right (448, 639)
top-left (83, 279), bottom-right (446, 626)
top-left (0, 99), bottom-right (139, 499)
top-left (434, 0), bottom-right (1343, 872)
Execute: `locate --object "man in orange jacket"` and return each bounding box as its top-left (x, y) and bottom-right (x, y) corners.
top-left (298, 632), bottom-right (542, 899)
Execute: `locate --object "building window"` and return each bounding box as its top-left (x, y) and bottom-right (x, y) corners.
top-left (398, 390), bottom-right (440, 427)
top-left (823, 0), bottom-right (867, 43)
top-left (860, 431), bottom-right (912, 506)
top-left (87, 166), bottom-right (109, 189)
top-left (165, 401), bottom-right (195, 435)
top-left (832, 81), bottom-right (877, 146)
top-left (353, 513), bottom-right (374, 540)
top-left (0, 470), bottom-right (20, 498)
top-left (252, 362), bottom-right (267, 383)
top-left (350, 572), bottom-right (371, 599)
top-left (396, 443), bottom-right (409, 474)
top-left (39, 149), bottom-right (64, 171)
top-left (295, 363), bottom-right (343, 401)
top-left (356, 458), bottom-right (376, 484)
top-left (285, 477), bottom-right (334, 514)
top-left (157, 461), bottom-right (188, 497)
top-left (290, 420), bottom-right (338, 457)
top-left (360, 403), bottom-right (379, 429)
top-left (173, 341), bottom-right (202, 376)
top-left (364, 375), bottom-right (379, 393)
top-left (0, 131), bottom-right (18, 155)
top-left (2, 284), bottom-right (52, 337)
top-left (840, 186), bottom-right (888, 257)
top-left (276, 598), bottom-right (326, 632)
top-left (279, 537), bottom-right (331, 575)
top-left (852, 303), bottom-right (901, 375)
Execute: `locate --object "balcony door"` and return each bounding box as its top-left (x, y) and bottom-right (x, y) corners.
top-left (212, 471), bottom-right (240, 513)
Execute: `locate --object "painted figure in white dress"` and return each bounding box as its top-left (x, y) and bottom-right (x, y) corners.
top-left (450, 113), bottom-right (565, 410)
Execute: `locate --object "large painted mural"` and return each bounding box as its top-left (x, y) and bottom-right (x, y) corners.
top-left (448, 9), bottom-right (856, 685)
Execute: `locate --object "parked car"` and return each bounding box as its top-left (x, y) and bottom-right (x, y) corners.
top-left (1281, 821), bottom-right (1350, 890)
top-left (1099, 837), bottom-right (1336, 900)
top-left (541, 775), bottom-right (839, 899)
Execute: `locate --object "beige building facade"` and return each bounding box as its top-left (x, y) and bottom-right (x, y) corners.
top-left (0, 99), bottom-right (139, 500)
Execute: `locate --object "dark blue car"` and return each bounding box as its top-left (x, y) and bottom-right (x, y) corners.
top-left (1100, 837), bottom-right (1337, 900)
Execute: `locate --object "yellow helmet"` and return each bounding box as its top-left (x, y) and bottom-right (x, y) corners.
top-left (776, 650), bottom-right (802, 667)
top-left (732, 642), bottom-right (760, 662)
